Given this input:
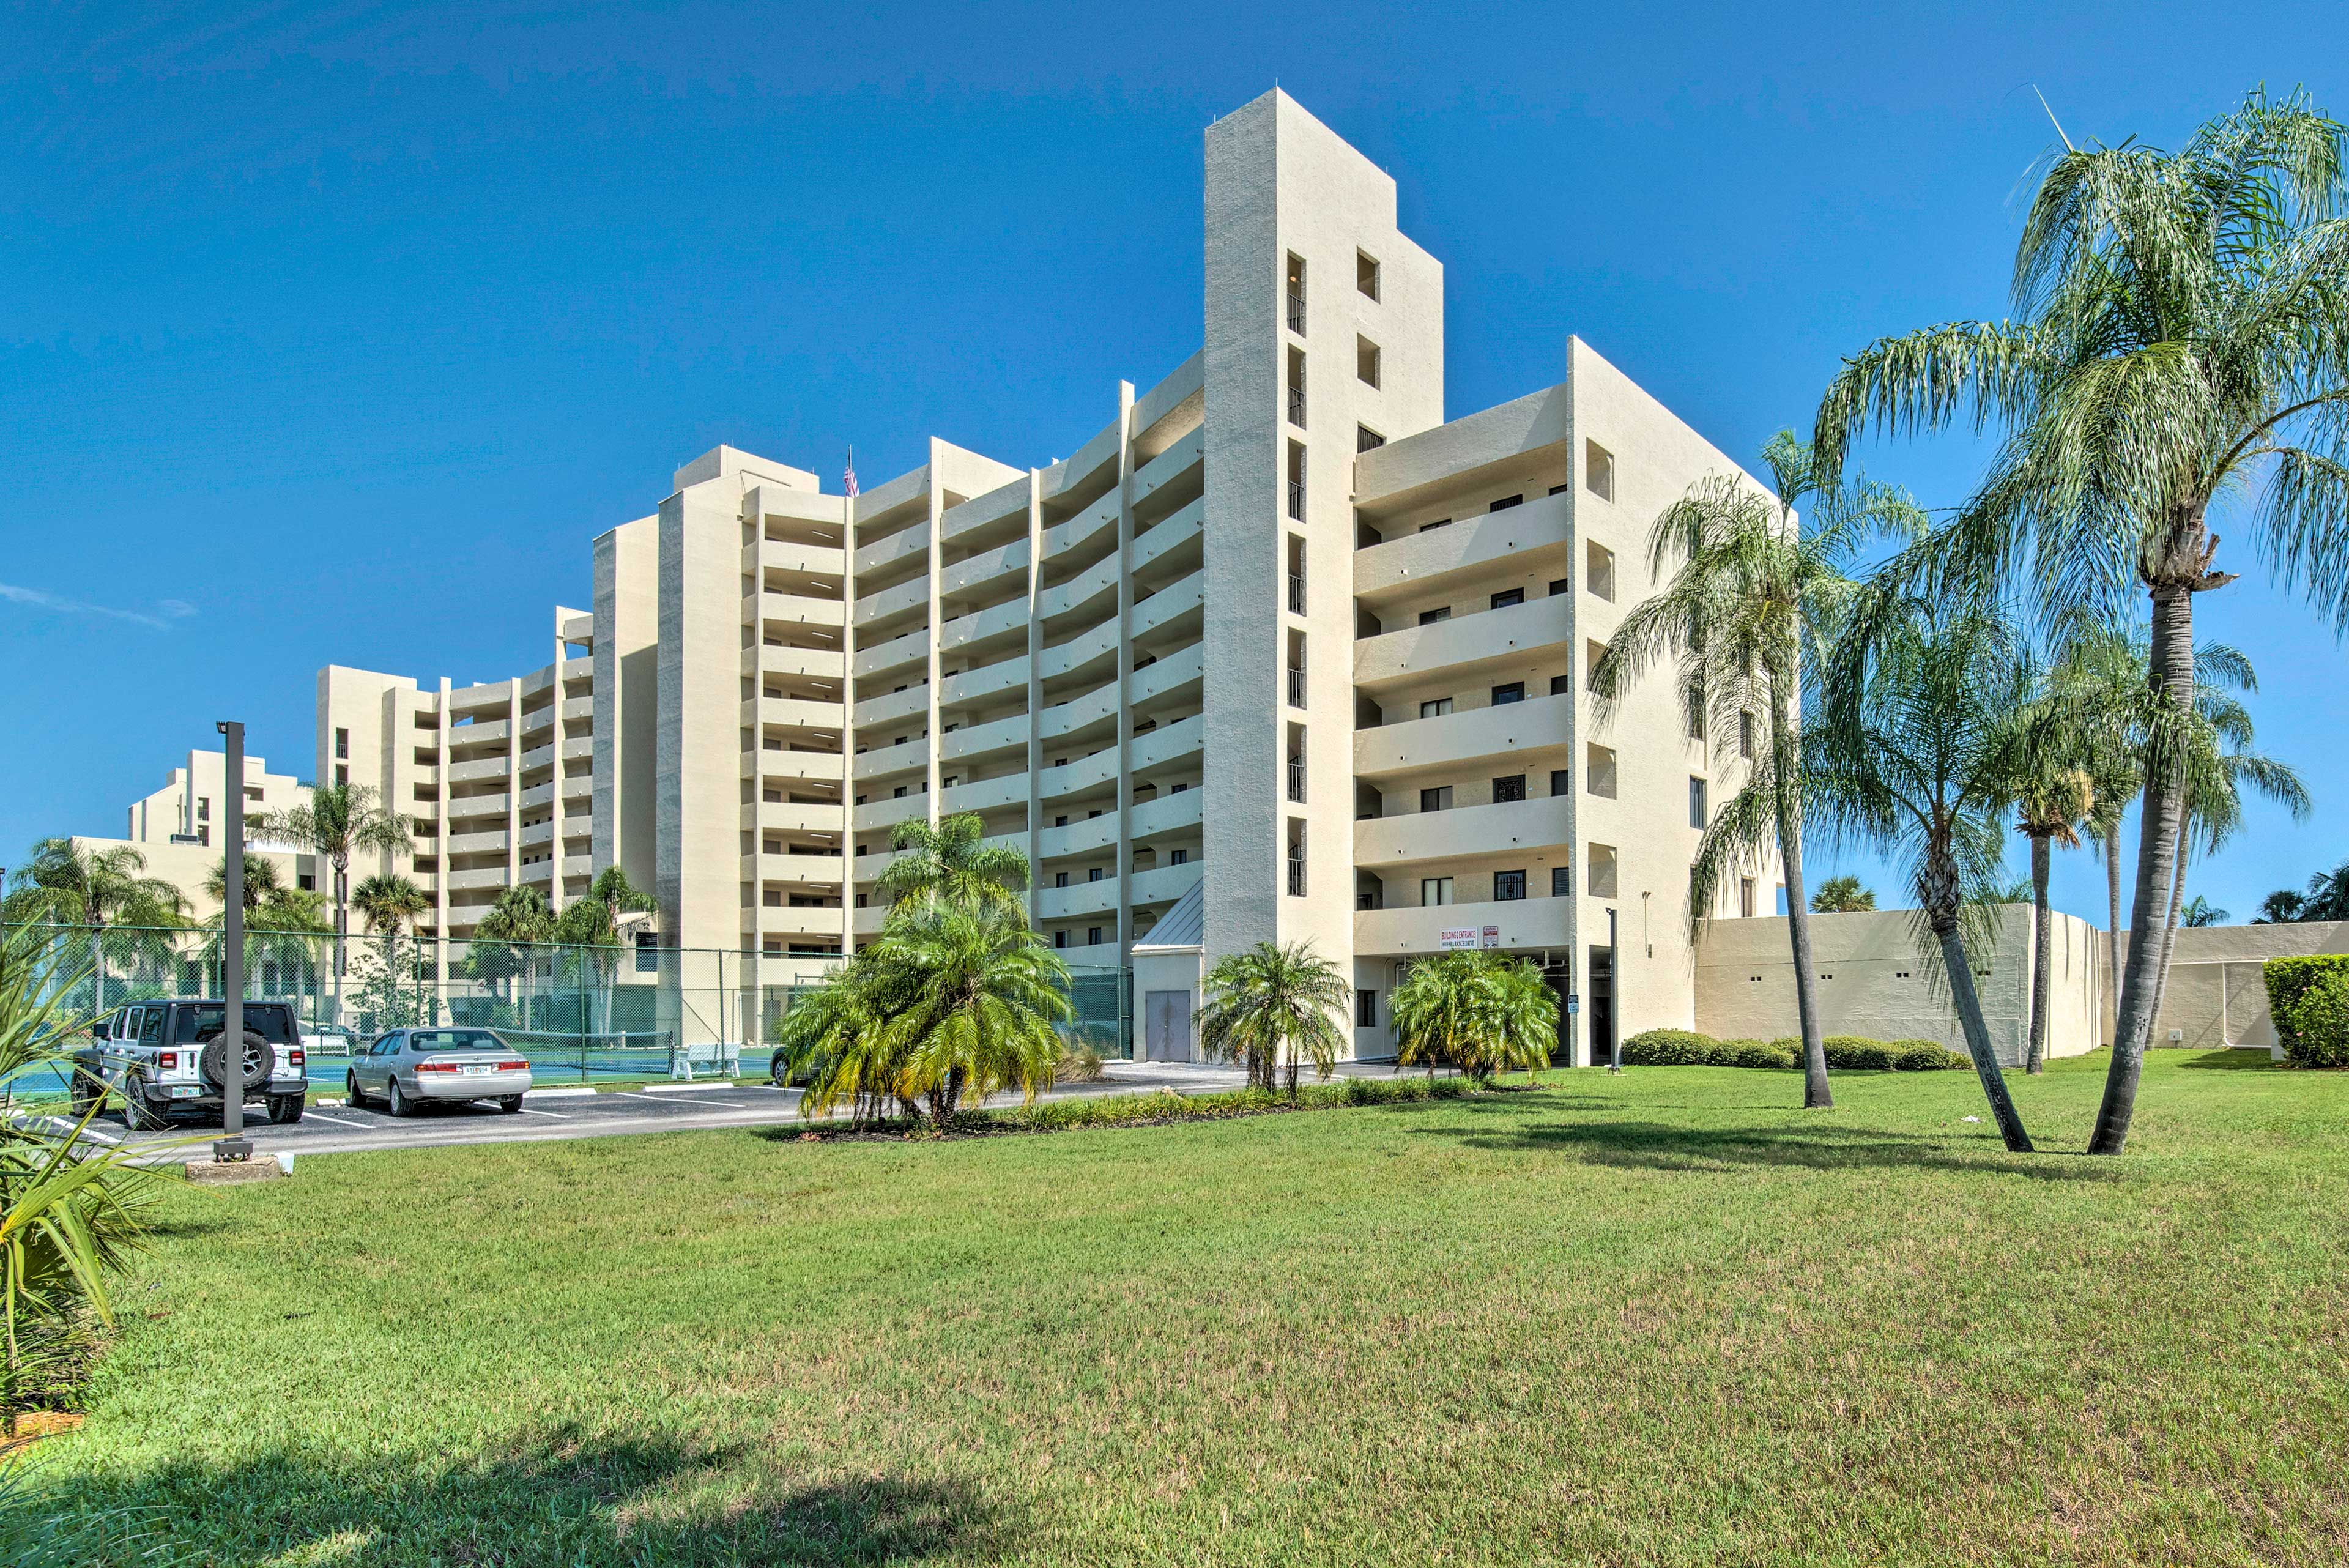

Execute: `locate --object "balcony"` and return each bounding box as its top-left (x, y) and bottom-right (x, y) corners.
top-left (1353, 600), bottom-right (1570, 693)
top-left (1288, 573), bottom-right (1305, 614)
top-left (852, 792), bottom-right (930, 832)
top-left (1040, 617), bottom-right (1119, 685)
top-left (1355, 894), bottom-right (1573, 957)
top-left (1039, 749), bottom-right (1118, 801)
top-left (1039, 682), bottom-right (1118, 743)
top-left (1130, 862), bottom-right (1200, 907)
top-left (1287, 856), bottom-right (1306, 897)
top-left (1037, 811), bottom-right (1118, 861)
top-left (757, 904), bottom-right (850, 942)
top-left (1130, 499), bottom-right (1203, 576)
top-left (937, 596), bottom-right (1029, 656)
top-left (1287, 384), bottom-right (1307, 428)
top-left (451, 718), bottom-right (510, 748)
top-left (941, 711), bottom-right (1030, 764)
top-left (940, 539), bottom-right (1028, 598)
top-left (853, 626), bottom-right (929, 681)
top-left (447, 756), bottom-right (511, 786)
top-left (746, 851), bottom-right (847, 886)
top-left (447, 828), bottom-right (510, 855)
top-left (1354, 493), bottom-right (1571, 606)
top-left (757, 800), bottom-right (845, 836)
top-left (759, 539), bottom-right (847, 580)
top-left (1286, 759), bottom-right (1307, 803)
top-left (1129, 788), bottom-right (1203, 841)
top-left (1037, 879), bottom-right (1118, 922)
top-left (752, 642), bottom-right (847, 683)
top-left (1286, 667), bottom-right (1306, 708)
top-left (751, 590), bottom-right (847, 633)
top-left (942, 771), bottom-right (1029, 816)
top-left (445, 866), bottom-right (510, 893)
top-left (853, 741), bottom-right (927, 783)
top-left (852, 575), bottom-right (930, 626)
top-left (754, 750), bottom-right (847, 785)
top-left (1286, 480), bottom-right (1305, 522)
top-left (1354, 797), bottom-right (1572, 869)
top-left (1353, 694), bottom-right (1573, 781)
top-left (1037, 551), bottom-right (1119, 625)
top-left (1041, 492), bottom-right (1119, 561)
top-left (853, 683), bottom-right (929, 729)
top-left (1130, 713), bottom-right (1204, 773)
top-left (1131, 569), bottom-right (1205, 642)
top-left (1131, 644), bottom-right (1204, 708)
top-left (519, 820), bottom-right (554, 849)
top-left (562, 854), bottom-right (593, 879)
top-left (445, 792), bottom-right (509, 821)
top-left (743, 695), bottom-right (845, 735)
top-left (560, 735), bottom-right (592, 762)
top-left (1286, 291), bottom-right (1306, 333)
top-left (942, 654), bottom-right (1028, 707)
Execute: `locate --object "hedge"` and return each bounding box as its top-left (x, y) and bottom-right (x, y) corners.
top-left (807, 1074), bottom-right (1479, 1139)
top-left (1620, 1027), bottom-right (1967, 1071)
top-left (2263, 954), bottom-right (2349, 1068)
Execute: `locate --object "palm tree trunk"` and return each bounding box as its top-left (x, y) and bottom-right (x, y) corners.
top-left (1772, 714), bottom-right (1831, 1109)
top-left (2102, 825), bottom-right (2123, 1048)
top-left (2146, 842), bottom-right (2190, 1049)
top-left (2027, 833), bottom-right (2052, 1074)
top-left (331, 861), bottom-right (349, 1027)
top-left (1931, 907), bottom-right (2034, 1153)
top-left (2094, 579), bottom-right (2196, 1156)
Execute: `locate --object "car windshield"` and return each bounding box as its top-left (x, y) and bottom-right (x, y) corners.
top-left (172, 1004), bottom-right (295, 1044)
top-left (409, 1030), bottom-right (506, 1052)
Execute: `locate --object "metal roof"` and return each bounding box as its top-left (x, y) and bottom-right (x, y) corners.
top-left (1129, 877), bottom-right (1205, 951)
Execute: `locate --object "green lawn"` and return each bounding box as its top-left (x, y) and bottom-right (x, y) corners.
top-left (26, 1052), bottom-right (2349, 1566)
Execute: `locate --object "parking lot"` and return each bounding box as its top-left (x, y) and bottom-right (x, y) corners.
top-left (65, 1059), bottom-right (1269, 1161)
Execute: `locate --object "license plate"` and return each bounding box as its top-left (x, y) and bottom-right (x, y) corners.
top-left (462, 1064), bottom-right (493, 1076)
top-left (169, 1085), bottom-right (200, 1099)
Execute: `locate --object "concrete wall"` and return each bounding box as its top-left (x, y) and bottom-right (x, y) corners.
top-left (2124, 920), bottom-right (2349, 1050)
top-left (1696, 905), bottom-right (2104, 1067)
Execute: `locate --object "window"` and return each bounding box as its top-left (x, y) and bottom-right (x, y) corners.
top-left (1550, 769), bottom-right (1570, 797)
top-left (297, 873), bottom-right (316, 891)
top-left (1172, 782), bottom-right (1186, 793)
top-left (1088, 926), bottom-right (1103, 946)
top-left (1089, 866), bottom-right (1105, 882)
top-left (1549, 578), bottom-right (1568, 596)
top-left (1585, 440), bottom-right (1616, 502)
top-left (335, 765), bottom-right (348, 786)
top-left (1054, 930), bottom-right (1068, 949)
top-left (1419, 518), bottom-right (1452, 533)
top-left (1488, 494), bottom-right (1523, 512)
top-left (1421, 877), bottom-right (1454, 907)
top-left (1287, 440), bottom-right (1307, 521)
top-left (1356, 336), bottom-right (1381, 387)
top-left (1356, 424), bottom-right (1385, 452)
top-left (1490, 588), bottom-right (1524, 610)
top-left (1586, 744), bottom-right (1618, 798)
top-left (1740, 877), bottom-right (1757, 918)
top-left (1357, 988), bottom-right (1378, 1027)
top-left (1551, 865), bottom-right (1573, 897)
top-left (1171, 848), bottom-right (1187, 865)
top-left (1493, 774), bottom-right (1527, 803)
top-left (1286, 252), bottom-right (1307, 333)
top-left (1419, 607), bottom-right (1452, 626)
top-left (1357, 250), bottom-right (1380, 299)
top-left (1687, 685), bottom-right (1706, 741)
top-left (334, 727), bottom-right (349, 760)
top-left (1587, 541), bottom-right (1616, 601)
top-left (1420, 786), bottom-right (1453, 813)
top-left (1688, 776), bottom-right (1709, 828)
top-left (1494, 869), bottom-right (1527, 902)
top-left (893, 786), bottom-right (907, 798)
top-left (1420, 697), bottom-right (1453, 719)
top-left (1491, 682), bottom-right (1525, 705)
top-left (1055, 871), bottom-right (1070, 888)
top-left (1740, 712), bottom-right (1757, 759)
top-left (1055, 815), bottom-right (1068, 827)
top-left (1551, 674), bottom-right (1572, 696)
top-left (855, 893), bottom-right (867, 908)
top-left (1287, 345), bottom-right (1307, 428)
top-left (1588, 844), bottom-right (1619, 899)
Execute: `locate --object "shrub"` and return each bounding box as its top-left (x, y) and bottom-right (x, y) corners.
top-left (2265, 955), bottom-right (2349, 1067)
top-left (2277, 965), bottom-right (2349, 1069)
top-left (1619, 1028), bottom-right (1720, 1065)
top-left (1774, 1034), bottom-right (1967, 1071)
top-left (1887, 1039), bottom-right (1971, 1071)
top-left (1822, 1035), bottom-right (1896, 1071)
top-left (981, 1072), bottom-right (1471, 1134)
top-left (1054, 1045), bottom-right (1106, 1083)
top-left (1728, 1039), bottom-right (1800, 1069)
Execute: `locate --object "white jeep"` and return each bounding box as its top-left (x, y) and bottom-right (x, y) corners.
top-left (72, 998), bottom-right (310, 1128)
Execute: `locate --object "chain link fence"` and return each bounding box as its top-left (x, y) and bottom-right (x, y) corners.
top-left (4, 923), bottom-right (1132, 1085)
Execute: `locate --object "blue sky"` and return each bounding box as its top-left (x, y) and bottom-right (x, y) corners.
top-left (4, 2), bottom-right (2344, 926)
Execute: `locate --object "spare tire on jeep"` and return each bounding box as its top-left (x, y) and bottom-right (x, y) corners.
top-left (197, 1027), bottom-right (275, 1092)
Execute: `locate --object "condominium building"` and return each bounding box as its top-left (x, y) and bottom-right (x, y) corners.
top-left (124, 748), bottom-right (310, 850)
top-left (318, 606), bottom-right (597, 940)
top-left (581, 89), bottom-right (1780, 1063)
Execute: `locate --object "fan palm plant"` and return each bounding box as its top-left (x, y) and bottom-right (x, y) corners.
top-left (1815, 87), bottom-right (2349, 1154)
top-left (1197, 940), bottom-right (1350, 1096)
top-left (1808, 874), bottom-right (1876, 913)
top-left (875, 813), bottom-right (1030, 918)
top-left (1589, 430), bottom-right (1924, 1111)
top-left (259, 784), bottom-right (414, 1028)
top-left (552, 868), bottom-right (659, 1041)
top-left (1389, 951), bottom-right (1557, 1083)
top-left (1807, 593), bottom-right (2038, 1151)
top-left (472, 885), bottom-right (555, 1025)
top-left (352, 873), bottom-right (430, 936)
top-left (776, 954), bottom-right (911, 1125)
top-left (2, 839), bottom-right (188, 1017)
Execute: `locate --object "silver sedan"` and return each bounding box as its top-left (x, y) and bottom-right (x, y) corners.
top-left (346, 1028), bottom-right (533, 1116)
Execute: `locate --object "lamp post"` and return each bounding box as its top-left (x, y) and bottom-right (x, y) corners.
top-left (214, 720), bottom-right (253, 1162)
top-left (1606, 905), bottom-right (1622, 1072)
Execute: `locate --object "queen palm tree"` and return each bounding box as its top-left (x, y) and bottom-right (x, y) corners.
top-left (1197, 940), bottom-right (1350, 1096)
top-left (2180, 897), bottom-right (2228, 928)
top-left (1808, 875), bottom-right (1876, 913)
top-left (2, 839), bottom-right (188, 1014)
top-left (1807, 593), bottom-right (2038, 1152)
top-left (260, 784), bottom-right (414, 1028)
top-left (1589, 430), bottom-right (1924, 1111)
top-left (875, 813), bottom-right (1030, 918)
top-left (1389, 951), bottom-right (1557, 1083)
top-left (1815, 88), bottom-right (2349, 1154)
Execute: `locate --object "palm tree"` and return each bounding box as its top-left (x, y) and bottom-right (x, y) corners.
top-left (1807, 593), bottom-right (2036, 1151)
top-left (2181, 896), bottom-right (2228, 927)
top-left (203, 853), bottom-right (283, 913)
top-left (352, 873), bottom-right (430, 936)
top-left (1815, 88), bottom-right (2349, 1155)
top-left (875, 814), bottom-right (1030, 918)
top-left (260, 784), bottom-right (414, 1028)
top-left (551, 868), bottom-right (658, 1041)
top-left (1808, 875), bottom-right (1876, 913)
top-left (866, 904), bottom-right (1071, 1129)
top-left (2, 839), bottom-right (188, 1016)
top-left (472, 886), bottom-right (555, 1026)
top-left (1197, 940), bottom-right (1350, 1096)
top-left (1389, 951), bottom-right (1557, 1083)
top-left (1589, 430), bottom-right (1924, 1112)
top-left (2005, 739), bottom-right (2095, 1075)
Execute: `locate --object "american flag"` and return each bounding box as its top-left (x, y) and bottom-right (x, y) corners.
top-left (843, 448), bottom-right (859, 499)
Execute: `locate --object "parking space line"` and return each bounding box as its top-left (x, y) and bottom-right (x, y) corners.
top-left (617, 1091), bottom-right (752, 1110)
top-left (518, 1107), bottom-right (571, 1118)
top-left (302, 1110), bottom-right (374, 1129)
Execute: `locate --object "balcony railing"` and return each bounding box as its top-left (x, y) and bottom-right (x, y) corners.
top-left (1286, 760), bottom-right (1306, 803)
top-left (1286, 667), bottom-right (1306, 708)
top-left (1286, 480), bottom-right (1305, 522)
top-left (1286, 292), bottom-right (1306, 334)
top-left (1287, 573), bottom-right (1305, 614)
top-left (1286, 385), bottom-right (1306, 428)
top-left (1287, 856), bottom-right (1307, 897)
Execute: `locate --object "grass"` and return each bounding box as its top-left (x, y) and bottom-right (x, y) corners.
top-left (18, 1050), bottom-right (2349, 1566)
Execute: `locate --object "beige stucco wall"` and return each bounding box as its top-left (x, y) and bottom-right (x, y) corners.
top-left (1696, 905), bottom-right (2104, 1067)
top-left (2120, 920), bottom-right (2349, 1050)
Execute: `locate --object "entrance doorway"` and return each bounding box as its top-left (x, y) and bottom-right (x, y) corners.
top-left (1143, 990), bottom-right (1194, 1062)
top-left (1587, 945), bottom-right (1614, 1063)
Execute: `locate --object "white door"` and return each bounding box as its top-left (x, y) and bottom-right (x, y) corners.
top-left (1145, 991), bottom-right (1193, 1063)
